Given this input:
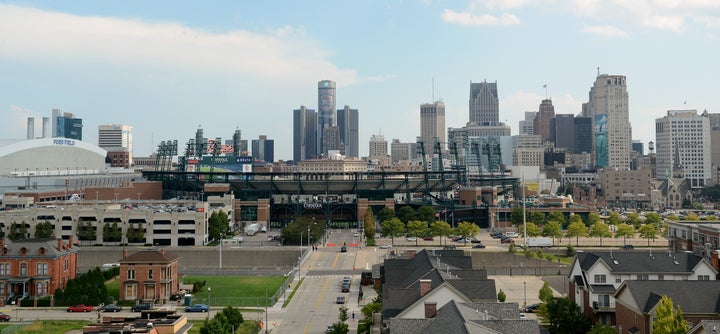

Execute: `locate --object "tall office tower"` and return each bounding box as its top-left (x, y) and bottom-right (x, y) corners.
top-left (98, 124), bottom-right (134, 168)
top-left (631, 140), bottom-right (644, 155)
top-left (252, 135), bottom-right (275, 163)
top-left (51, 109), bottom-right (83, 140)
top-left (655, 110), bottom-right (711, 188)
top-left (318, 80), bottom-right (337, 155)
top-left (41, 117), bottom-right (50, 138)
top-left (581, 74), bottom-right (631, 169)
top-left (27, 117), bottom-right (34, 140)
top-left (708, 112), bottom-right (720, 184)
top-left (519, 111), bottom-right (536, 135)
top-left (293, 106), bottom-right (318, 161)
top-left (322, 127), bottom-right (341, 156)
top-left (369, 134), bottom-right (388, 164)
top-left (337, 105), bottom-right (359, 158)
top-left (533, 99), bottom-right (555, 142)
top-left (232, 128), bottom-right (243, 157)
top-left (469, 80), bottom-right (499, 126)
top-left (574, 117), bottom-right (592, 154)
top-left (551, 114), bottom-right (575, 152)
top-left (420, 101), bottom-right (446, 150)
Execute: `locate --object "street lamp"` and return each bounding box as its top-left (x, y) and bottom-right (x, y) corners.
top-left (207, 287), bottom-right (211, 306)
top-left (307, 226), bottom-right (311, 250)
top-left (523, 281), bottom-right (527, 308)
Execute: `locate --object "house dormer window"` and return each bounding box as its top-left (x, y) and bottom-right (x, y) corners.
top-left (38, 247), bottom-right (46, 256)
top-left (594, 275), bottom-right (606, 283)
top-left (19, 247), bottom-right (27, 256)
top-left (1, 248), bottom-right (7, 256)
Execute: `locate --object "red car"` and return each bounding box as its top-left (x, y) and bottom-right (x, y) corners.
top-left (501, 238), bottom-right (515, 244)
top-left (67, 304), bottom-right (93, 312)
top-left (0, 312), bottom-right (10, 321)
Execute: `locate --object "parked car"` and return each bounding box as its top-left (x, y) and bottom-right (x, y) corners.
top-left (341, 282), bottom-right (351, 292)
top-left (470, 239), bottom-right (483, 244)
top-left (423, 237), bottom-right (434, 241)
top-left (378, 245), bottom-right (392, 249)
top-left (406, 237), bottom-right (417, 242)
top-left (0, 312), bottom-right (11, 322)
top-left (67, 304), bottom-right (93, 312)
top-left (336, 296), bottom-right (346, 304)
top-left (524, 303), bottom-right (541, 313)
top-left (325, 325), bottom-right (334, 333)
top-left (340, 246), bottom-right (347, 252)
top-left (101, 304), bottom-right (122, 312)
top-left (472, 243), bottom-right (486, 249)
top-left (454, 238), bottom-right (466, 243)
top-left (490, 232), bottom-right (504, 239)
top-left (185, 304), bottom-right (210, 312)
top-left (443, 245), bottom-right (457, 250)
top-left (501, 238), bottom-right (515, 244)
top-left (621, 244), bottom-right (635, 250)
top-left (131, 303), bottom-right (153, 312)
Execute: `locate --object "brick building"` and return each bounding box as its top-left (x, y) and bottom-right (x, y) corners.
top-left (119, 249), bottom-right (180, 303)
top-left (0, 237), bottom-right (79, 305)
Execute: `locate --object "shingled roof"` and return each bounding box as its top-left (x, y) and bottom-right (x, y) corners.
top-left (0, 238), bottom-right (78, 258)
top-left (616, 280), bottom-right (720, 314)
top-left (119, 249), bottom-right (179, 263)
top-left (575, 250), bottom-right (707, 275)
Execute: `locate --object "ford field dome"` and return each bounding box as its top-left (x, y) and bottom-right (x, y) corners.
top-left (0, 138), bottom-right (107, 177)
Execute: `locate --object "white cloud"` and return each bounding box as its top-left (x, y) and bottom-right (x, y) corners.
top-left (0, 5), bottom-right (366, 84)
top-left (642, 15), bottom-right (686, 31)
top-left (582, 25), bottom-right (629, 37)
top-left (441, 9), bottom-right (521, 26)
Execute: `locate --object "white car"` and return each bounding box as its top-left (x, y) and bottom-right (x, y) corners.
top-left (378, 245), bottom-right (392, 249)
top-left (353, 232), bottom-right (361, 237)
top-left (406, 237), bottom-right (417, 242)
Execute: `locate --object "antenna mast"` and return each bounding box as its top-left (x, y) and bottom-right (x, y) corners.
top-left (432, 77), bottom-right (435, 102)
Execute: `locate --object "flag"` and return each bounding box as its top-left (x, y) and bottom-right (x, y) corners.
top-left (542, 84), bottom-right (547, 88)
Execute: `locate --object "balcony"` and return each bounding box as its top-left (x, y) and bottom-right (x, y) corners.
top-left (593, 301), bottom-right (615, 312)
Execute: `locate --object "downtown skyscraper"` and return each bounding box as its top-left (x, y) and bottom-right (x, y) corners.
top-left (337, 105), bottom-right (359, 158)
top-left (469, 80), bottom-right (499, 126)
top-left (318, 80), bottom-right (337, 156)
top-left (655, 110), bottom-right (711, 188)
top-left (581, 74), bottom-right (631, 169)
top-left (420, 101), bottom-right (446, 152)
top-left (293, 105), bottom-right (318, 162)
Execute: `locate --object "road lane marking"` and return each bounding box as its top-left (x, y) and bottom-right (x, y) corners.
top-left (331, 251), bottom-right (341, 267)
top-left (304, 277), bottom-right (330, 334)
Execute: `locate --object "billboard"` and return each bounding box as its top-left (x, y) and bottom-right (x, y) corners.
top-left (197, 156), bottom-right (253, 172)
top-left (595, 114), bottom-right (608, 168)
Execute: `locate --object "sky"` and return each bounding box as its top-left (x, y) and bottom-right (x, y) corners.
top-left (1, 0), bottom-right (719, 160)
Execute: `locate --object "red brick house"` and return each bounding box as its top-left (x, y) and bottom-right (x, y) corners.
top-left (0, 237), bottom-right (79, 305)
top-left (119, 249), bottom-right (179, 303)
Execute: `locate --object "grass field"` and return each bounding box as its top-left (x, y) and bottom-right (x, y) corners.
top-left (14, 320), bottom-right (90, 334)
top-left (187, 319), bottom-right (261, 334)
top-left (106, 279), bottom-right (120, 302)
top-left (182, 276), bottom-right (285, 307)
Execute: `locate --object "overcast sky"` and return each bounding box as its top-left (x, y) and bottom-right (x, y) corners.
top-left (2, 1), bottom-right (719, 159)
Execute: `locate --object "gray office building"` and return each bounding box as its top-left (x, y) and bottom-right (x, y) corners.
top-left (252, 135), bottom-right (274, 163)
top-left (293, 106), bottom-right (318, 162)
top-left (337, 105), bottom-right (359, 158)
top-left (469, 80), bottom-right (499, 126)
top-left (551, 114), bottom-right (576, 152)
top-left (574, 117), bottom-right (592, 154)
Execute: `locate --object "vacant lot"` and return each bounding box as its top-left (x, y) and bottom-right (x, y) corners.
top-left (183, 276), bottom-right (285, 307)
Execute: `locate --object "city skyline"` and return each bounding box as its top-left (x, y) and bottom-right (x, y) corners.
top-left (2, 1), bottom-right (719, 160)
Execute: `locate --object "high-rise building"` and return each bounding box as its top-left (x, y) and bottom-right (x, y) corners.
top-left (293, 106), bottom-right (318, 161)
top-left (420, 101), bottom-right (446, 151)
top-left (98, 124), bottom-right (134, 168)
top-left (519, 111), bottom-right (536, 135)
top-left (337, 105), bottom-right (359, 158)
top-left (41, 117), bottom-right (50, 138)
top-left (318, 80), bottom-right (337, 156)
top-left (252, 135), bottom-right (274, 163)
top-left (533, 99), bottom-right (555, 142)
top-left (551, 114), bottom-right (575, 152)
top-left (655, 110), bottom-right (711, 188)
top-left (369, 134), bottom-right (388, 164)
top-left (581, 74), bottom-right (631, 169)
top-left (390, 139), bottom-right (416, 163)
top-left (27, 117), bottom-right (34, 140)
top-left (469, 80), bottom-right (499, 126)
top-left (52, 109), bottom-right (83, 140)
top-left (708, 112), bottom-right (720, 185)
top-left (574, 117), bottom-right (593, 154)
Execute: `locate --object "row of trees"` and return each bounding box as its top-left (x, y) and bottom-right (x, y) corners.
top-left (200, 305), bottom-right (245, 334)
top-left (54, 267), bottom-right (109, 306)
top-left (362, 206), bottom-right (480, 246)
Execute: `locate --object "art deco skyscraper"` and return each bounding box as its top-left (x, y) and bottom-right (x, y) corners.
top-left (469, 80), bottom-right (499, 126)
top-left (318, 80), bottom-right (337, 156)
top-left (581, 74), bottom-right (631, 169)
top-left (533, 99), bottom-right (555, 142)
top-left (420, 101), bottom-right (446, 151)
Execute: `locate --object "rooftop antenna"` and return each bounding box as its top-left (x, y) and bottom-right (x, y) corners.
top-left (597, 66), bottom-right (600, 76)
top-left (432, 77), bottom-right (435, 102)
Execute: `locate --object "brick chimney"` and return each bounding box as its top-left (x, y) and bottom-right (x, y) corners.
top-left (0, 238), bottom-right (4, 249)
top-left (420, 279), bottom-right (432, 297)
top-left (68, 236), bottom-right (74, 249)
top-left (712, 250), bottom-right (719, 273)
top-left (123, 248), bottom-right (128, 259)
top-left (424, 302), bottom-right (437, 318)
top-left (406, 250), bottom-right (416, 260)
top-left (160, 248), bottom-right (165, 255)
top-left (57, 238), bottom-right (62, 251)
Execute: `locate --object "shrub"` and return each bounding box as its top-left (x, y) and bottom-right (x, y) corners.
top-left (497, 289), bottom-right (506, 302)
top-left (566, 244), bottom-right (576, 257)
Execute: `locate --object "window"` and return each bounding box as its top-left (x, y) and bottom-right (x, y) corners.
top-left (598, 295), bottom-right (610, 307)
top-left (127, 269), bottom-right (135, 280)
top-left (148, 269), bottom-right (153, 279)
top-left (20, 263), bottom-right (27, 276)
top-left (0, 283), bottom-right (4, 295)
top-left (36, 282), bottom-right (48, 295)
top-left (637, 274), bottom-right (649, 280)
top-left (36, 263), bottom-right (48, 275)
top-left (698, 275), bottom-right (710, 280)
top-left (658, 274), bottom-right (664, 280)
top-left (64, 259), bottom-right (69, 271)
top-left (594, 275), bottom-right (607, 283)
top-left (0, 263), bottom-right (8, 275)
top-left (125, 284), bottom-right (137, 299)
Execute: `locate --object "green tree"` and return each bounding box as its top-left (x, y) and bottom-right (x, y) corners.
top-left (538, 282), bottom-right (553, 303)
top-left (608, 211), bottom-right (623, 226)
top-left (530, 211), bottom-right (546, 226)
top-left (363, 207), bottom-right (376, 240)
top-left (406, 220), bottom-right (428, 245)
top-left (542, 220), bottom-right (563, 245)
top-left (614, 223), bottom-right (635, 246)
top-left (511, 207), bottom-right (525, 226)
top-left (497, 289), bottom-right (506, 302)
top-left (328, 305), bottom-right (350, 334)
top-left (645, 212), bottom-right (662, 226)
top-left (126, 223), bottom-right (145, 243)
top-left (638, 223), bottom-right (659, 247)
top-left (524, 222), bottom-right (541, 237)
top-left (430, 221), bottom-right (452, 245)
top-left (537, 297), bottom-right (591, 334)
top-left (587, 213), bottom-right (601, 227)
top-left (569, 213), bottom-right (584, 226)
top-left (396, 206), bottom-right (416, 224)
top-left (566, 221), bottom-right (588, 246)
top-left (380, 217), bottom-right (405, 245)
top-left (281, 217), bottom-right (323, 245)
top-left (34, 221), bottom-right (54, 238)
top-left (220, 305), bottom-right (244, 329)
top-left (684, 213), bottom-right (699, 221)
top-left (589, 222), bottom-right (612, 246)
top-left (454, 221), bottom-right (480, 245)
top-left (626, 212), bottom-right (642, 227)
top-left (200, 305), bottom-right (245, 334)
top-left (377, 207), bottom-right (395, 223)
top-left (417, 206), bottom-right (436, 223)
top-left (589, 324), bottom-right (617, 334)
top-left (103, 222), bottom-right (122, 242)
top-left (652, 295), bottom-right (688, 334)
top-left (701, 184), bottom-right (720, 201)
top-left (548, 211), bottom-right (567, 228)
top-left (77, 220), bottom-right (96, 241)
top-left (208, 210), bottom-right (230, 241)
